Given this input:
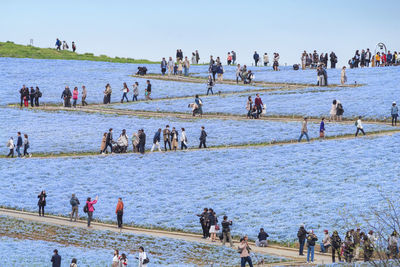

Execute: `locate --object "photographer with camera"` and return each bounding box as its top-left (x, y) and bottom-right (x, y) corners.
top-left (221, 215), bottom-right (233, 247)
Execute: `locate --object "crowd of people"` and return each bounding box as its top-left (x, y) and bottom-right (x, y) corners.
top-left (55, 38), bottom-right (76, 52)
top-left (301, 50), bottom-right (338, 69)
top-left (18, 85), bottom-right (42, 107)
top-left (348, 49), bottom-right (400, 68)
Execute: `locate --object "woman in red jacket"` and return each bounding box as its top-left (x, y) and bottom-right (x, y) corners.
top-left (116, 197), bottom-right (124, 230)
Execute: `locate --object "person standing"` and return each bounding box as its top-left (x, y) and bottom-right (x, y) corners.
top-left (51, 249), bottom-right (61, 267)
top-left (167, 57), bottom-right (174, 76)
top-left (355, 116), bottom-right (366, 136)
top-left (81, 85), bottom-right (88, 106)
top-left (365, 48), bottom-right (371, 67)
top-left (183, 56), bottom-right (190, 76)
top-left (263, 53), bottom-right (269, 66)
top-left (119, 253), bottom-right (128, 266)
top-left (317, 65), bottom-right (325, 86)
top-left (253, 51), bottom-right (259, 66)
top-left (70, 258), bottom-right (77, 267)
top-left (199, 126), bottom-right (207, 148)
top-left (29, 87), bottom-right (35, 107)
top-left (254, 94), bottom-right (263, 119)
top-left (208, 208), bottom-right (218, 242)
top-left (151, 128), bottom-right (162, 152)
top-left (197, 208), bottom-right (209, 238)
top-left (256, 228), bottom-right (269, 247)
top-left (138, 246), bottom-right (148, 267)
top-left (132, 82), bottom-right (139, 101)
top-left (116, 197), bottom-right (124, 230)
top-left (298, 117), bottom-right (310, 142)
top-left (72, 41), bottom-right (76, 52)
top-left (216, 63), bottom-right (224, 82)
top-left (112, 250), bottom-right (119, 267)
top-left (391, 102), bottom-right (398, 126)
top-left (104, 83), bottom-right (112, 104)
top-left (180, 128), bottom-right (188, 150)
top-left (329, 100), bottom-right (337, 121)
top-left (238, 236), bottom-right (253, 267)
top-left (61, 86), bottom-right (72, 107)
top-left (19, 85), bottom-right (26, 107)
top-left (72, 87), bottom-right (79, 107)
top-left (246, 96), bottom-right (253, 119)
top-left (336, 100), bottom-right (344, 121)
top-left (231, 51), bottom-right (236, 65)
top-left (331, 230), bottom-right (342, 263)
top-left (227, 52), bottom-right (232, 65)
top-left (132, 130), bottom-right (139, 152)
top-left (171, 127), bottom-right (179, 151)
top-left (163, 125), bottom-right (171, 151)
top-left (86, 195), bottom-right (98, 227)
top-left (6, 137), bottom-right (14, 157)
top-left (195, 95), bottom-right (203, 116)
top-left (23, 134), bottom-right (31, 157)
top-left (145, 80), bottom-right (152, 100)
top-left (319, 230), bottom-right (331, 253)
top-left (191, 52), bottom-right (197, 65)
top-left (306, 231), bottom-right (318, 263)
top-left (353, 228), bottom-right (361, 260)
top-left (121, 82), bottom-right (129, 103)
top-left (195, 50), bottom-right (200, 64)
top-left (319, 117), bottom-right (325, 138)
top-left (330, 52), bottom-right (337, 68)
top-left (206, 75), bottom-right (214, 95)
top-left (16, 132), bottom-right (22, 157)
top-left (100, 132), bottom-right (107, 154)
top-left (103, 128), bottom-right (113, 153)
top-left (221, 215), bottom-right (234, 247)
top-left (297, 224), bottom-right (307, 255)
top-left (341, 66), bottom-right (347, 85)
top-left (139, 129), bottom-right (146, 154)
top-left (161, 57), bottom-right (167, 75)
top-left (363, 234), bottom-right (374, 262)
top-left (70, 194), bottom-right (80, 222)
top-left (38, 190), bottom-right (46, 216)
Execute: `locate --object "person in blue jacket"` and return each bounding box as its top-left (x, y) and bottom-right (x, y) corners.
top-left (16, 132), bottom-right (23, 157)
top-left (151, 128), bottom-right (162, 152)
top-left (320, 117), bottom-right (326, 138)
top-left (253, 51), bottom-right (260, 66)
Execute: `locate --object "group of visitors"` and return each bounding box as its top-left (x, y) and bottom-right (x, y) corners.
top-left (55, 38), bottom-right (76, 52)
top-left (348, 49), bottom-right (399, 68)
top-left (208, 56), bottom-right (225, 82)
top-left (19, 85), bottom-right (42, 107)
top-left (246, 94), bottom-right (265, 119)
top-left (99, 126), bottom-right (207, 154)
top-left (6, 132), bottom-right (31, 158)
top-left (226, 51), bottom-right (237, 65)
top-left (301, 50), bottom-right (337, 69)
top-left (235, 64), bottom-right (254, 84)
top-left (61, 86), bottom-right (87, 107)
top-left (373, 50), bottom-right (399, 67)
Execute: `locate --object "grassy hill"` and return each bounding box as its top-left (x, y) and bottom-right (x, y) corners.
top-left (0, 41), bottom-right (157, 64)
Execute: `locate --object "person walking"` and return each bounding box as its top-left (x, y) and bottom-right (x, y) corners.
top-left (298, 117), bottom-right (310, 142)
top-left (197, 208), bottom-right (209, 238)
top-left (254, 94), bottom-right (263, 119)
top-left (341, 66), bottom-right (347, 85)
top-left (199, 126), bottom-right (207, 148)
top-left (85, 195), bottom-right (98, 227)
top-left (6, 137), bottom-right (14, 157)
top-left (355, 116), bottom-right (366, 136)
top-left (319, 117), bottom-right (325, 138)
top-left (104, 83), bottom-right (112, 104)
top-left (253, 51), bottom-right (260, 66)
top-left (138, 246), bottom-right (148, 267)
top-left (216, 63), bottom-right (224, 82)
top-left (112, 250), bottom-right (119, 267)
top-left (391, 101), bottom-right (398, 126)
top-left (297, 224), bottom-right (307, 255)
top-left (100, 132), bottom-right (107, 154)
top-left (132, 130), bottom-right (139, 152)
top-left (51, 249), bottom-right (61, 267)
top-left (139, 129), bottom-right (146, 154)
top-left (221, 215), bottom-right (234, 247)
top-left (151, 128), bottom-right (162, 152)
top-left (102, 128), bottom-right (114, 153)
top-left (81, 85), bottom-right (88, 106)
top-left (238, 236), bottom-right (253, 267)
top-left (145, 80), bottom-right (152, 100)
top-left (207, 75), bottom-right (214, 95)
top-left (183, 56), bottom-right (190, 76)
top-left (61, 86), bottom-right (72, 107)
top-left (331, 230), bottom-right (342, 263)
top-left (256, 228), bottom-right (269, 247)
top-left (171, 127), bottom-right (179, 151)
top-left (55, 38), bottom-right (61, 50)
top-left (38, 190), bottom-right (47, 216)
top-left (72, 87), bottom-right (79, 107)
top-left (70, 193), bottom-right (80, 222)
top-left (121, 82), bottom-right (129, 103)
top-left (16, 132), bottom-right (22, 157)
top-left (116, 197), bottom-right (124, 230)
top-left (161, 57), bottom-right (167, 76)
top-left (132, 82), bottom-right (139, 101)
top-left (246, 96), bottom-right (253, 119)
top-left (23, 134), bottom-right (31, 157)
top-left (180, 128), bottom-right (188, 150)
top-left (319, 230), bottom-right (331, 253)
top-left (236, 64), bottom-right (242, 84)
top-left (163, 125), bottom-right (171, 151)
top-left (195, 95), bottom-right (203, 116)
top-left (167, 57), bottom-right (174, 76)
top-left (306, 230), bottom-right (318, 263)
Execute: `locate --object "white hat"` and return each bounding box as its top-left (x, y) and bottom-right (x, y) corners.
top-left (393, 101), bottom-right (396, 105)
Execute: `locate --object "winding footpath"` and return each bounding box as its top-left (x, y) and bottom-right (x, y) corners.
top-left (0, 208), bottom-right (332, 266)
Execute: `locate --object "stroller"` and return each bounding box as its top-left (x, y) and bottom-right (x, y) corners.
top-left (136, 66), bottom-right (148, 75)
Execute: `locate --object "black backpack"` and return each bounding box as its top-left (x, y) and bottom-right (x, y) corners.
top-left (83, 204), bottom-right (88, 213)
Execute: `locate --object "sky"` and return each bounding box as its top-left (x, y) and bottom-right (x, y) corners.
top-left (1, 0), bottom-right (400, 66)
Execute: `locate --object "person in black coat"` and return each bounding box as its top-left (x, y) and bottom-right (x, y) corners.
top-left (38, 190), bottom-right (47, 216)
top-left (35, 86), bottom-right (42, 106)
top-left (297, 224), bottom-right (307, 255)
top-left (61, 86), bottom-right (72, 107)
top-left (139, 129), bottom-right (146, 154)
top-left (51, 249), bottom-right (61, 267)
top-left (19, 85), bottom-right (26, 107)
top-left (103, 128), bottom-right (113, 153)
top-left (330, 52), bottom-right (337, 69)
top-left (29, 87), bottom-right (35, 107)
top-left (199, 126), bottom-right (207, 148)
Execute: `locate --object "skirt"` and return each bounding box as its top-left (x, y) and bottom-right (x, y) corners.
top-left (209, 225), bottom-right (217, 233)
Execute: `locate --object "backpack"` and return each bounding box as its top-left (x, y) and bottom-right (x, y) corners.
top-left (83, 204), bottom-right (88, 213)
top-left (127, 88), bottom-right (130, 93)
top-left (38, 91), bottom-right (42, 97)
top-left (70, 198), bottom-right (77, 207)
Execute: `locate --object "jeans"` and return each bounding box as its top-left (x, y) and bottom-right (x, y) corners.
top-left (199, 140), bottom-right (206, 148)
top-left (207, 87), bottom-right (214, 95)
top-left (87, 211), bottom-right (93, 226)
top-left (139, 143), bottom-right (145, 154)
top-left (73, 99), bottom-right (77, 107)
top-left (164, 140), bottom-right (171, 151)
top-left (151, 142), bottom-right (161, 152)
top-left (117, 211), bottom-right (123, 228)
top-left (103, 142), bottom-right (113, 153)
top-left (132, 95), bottom-right (138, 101)
top-left (307, 245), bottom-right (314, 262)
top-left (332, 247), bottom-right (341, 262)
top-left (38, 205), bottom-right (45, 216)
top-left (16, 146), bottom-right (21, 157)
top-left (201, 223), bottom-right (208, 238)
top-left (7, 149), bottom-right (14, 157)
top-left (23, 145), bottom-right (29, 156)
top-left (241, 256), bottom-right (253, 267)
top-left (71, 206), bottom-right (78, 221)
top-left (355, 128), bottom-right (366, 136)
top-left (320, 242), bottom-right (330, 252)
top-left (298, 132), bottom-right (310, 142)
top-left (181, 141), bottom-right (187, 150)
top-left (30, 97), bottom-right (34, 107)
top-left (184, 67), bottom-right (189, 76)
top-left (256, 105), bottom-right (262, 118)
top-left (299, 238), bottom-right (305, 255)
top-left (121, 92), bottom-right (129, 102)
top-left (82, 96), bottom-right (87, 106)
top-left (392, 114), bottom-right (398, 126)
top-left (161, 67), bottom-right (166, 75)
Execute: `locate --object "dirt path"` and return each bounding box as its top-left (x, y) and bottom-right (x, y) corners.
top-left (0, 208), bottom-right (333, 265)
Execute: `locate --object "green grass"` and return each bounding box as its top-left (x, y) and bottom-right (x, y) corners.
top-left (0, 41), bottom-right (158, 64)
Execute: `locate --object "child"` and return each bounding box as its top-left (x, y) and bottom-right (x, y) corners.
top-left (173, 63), bottom-right (178, 75)
top-left (24, 95), bottom-right (29, 107)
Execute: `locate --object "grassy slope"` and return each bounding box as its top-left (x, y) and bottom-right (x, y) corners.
top-left (0, 41), bottom-right (157, 64)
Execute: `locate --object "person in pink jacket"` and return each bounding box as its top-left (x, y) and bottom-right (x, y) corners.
top-left (86, 195), bottom-right (98, 227)
top-left (72, 87), bottom-right (79, 108)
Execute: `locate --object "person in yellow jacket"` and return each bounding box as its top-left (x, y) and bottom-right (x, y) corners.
top-left (375, 53), bottom-right (381, 67)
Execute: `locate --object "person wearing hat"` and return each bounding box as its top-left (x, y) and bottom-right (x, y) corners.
top-left (391, 102), bottom-right (398, 126)
top-left (298, 117), bottom-right (310, 142)
top-left (320, 230), bottom-right (331, 253)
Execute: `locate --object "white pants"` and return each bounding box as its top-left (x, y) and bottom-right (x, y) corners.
top-left (151, 142), bottom-right (161, 152)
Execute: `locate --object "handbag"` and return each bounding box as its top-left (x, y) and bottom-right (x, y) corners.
top-left (215, 224), bottom-right (220, 231)
top-left (143, 257), bottom-right (150, 264)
